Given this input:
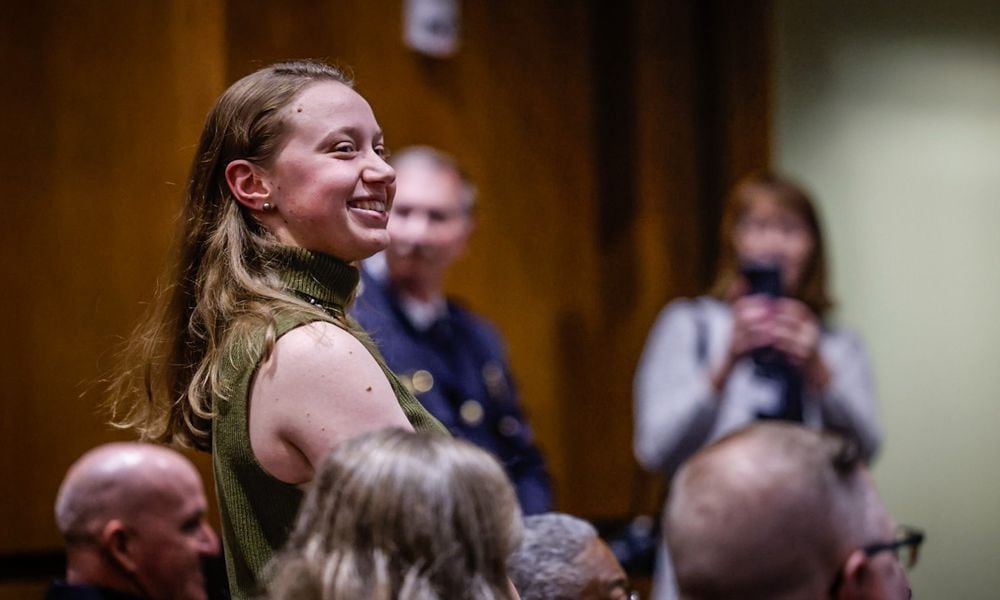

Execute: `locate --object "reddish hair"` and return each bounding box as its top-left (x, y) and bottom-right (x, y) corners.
top-left (708, 172), bottom-right (833, 316)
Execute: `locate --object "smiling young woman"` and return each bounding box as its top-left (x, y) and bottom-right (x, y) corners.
top-left (107, 60), bottom-right (445, 599)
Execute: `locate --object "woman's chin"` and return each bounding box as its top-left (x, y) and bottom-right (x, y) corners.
top-left (344, 234), bottom-right (390, 263)
top-left (367, 232), bottom-right (391, 255)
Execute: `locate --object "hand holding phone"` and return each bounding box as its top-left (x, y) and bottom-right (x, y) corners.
top-left (770, 298), bottom-right (821, 368)
top-left (729, 295), bottom-right (775, 356)
top-left (738, 263), bottom-right (785, 371)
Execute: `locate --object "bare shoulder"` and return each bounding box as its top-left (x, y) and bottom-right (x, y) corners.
top-left (270, 320), bottom-right (370, 363)
top-left (249, 320), bottom-right (411, 483)
top-left (259, 320), bottom-right (398, 411)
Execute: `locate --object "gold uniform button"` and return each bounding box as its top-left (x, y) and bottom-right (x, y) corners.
top-left (499, 416), bottom-right (522, 437)
top-left (411, 369), bottom-right (434, 394)
top-left (460, 399), bottom-right (485, 426)
top-left (482, 361), bottom-right (508, 397)
top-left (482, 362), bottom-right (504, 386)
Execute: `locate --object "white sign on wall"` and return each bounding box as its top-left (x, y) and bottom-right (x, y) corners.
top-left (403, 0), bottom-right (461, 58)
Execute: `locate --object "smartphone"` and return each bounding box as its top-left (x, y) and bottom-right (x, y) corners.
top-left (740, 263), bottom-right (783, 297)
top-left (740, 263), bottom-right (786, 373)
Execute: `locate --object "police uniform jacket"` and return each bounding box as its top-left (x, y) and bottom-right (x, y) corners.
top-left (352, 265), bottom-right (553, 515)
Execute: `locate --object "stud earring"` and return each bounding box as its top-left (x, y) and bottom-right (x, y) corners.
top-left (262, 202), bottom-right (275, 212)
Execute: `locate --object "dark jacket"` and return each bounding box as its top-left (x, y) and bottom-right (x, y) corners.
top-left (352, 267), bottom-right (553, 514)
top-left (46, 582), bottom-right (145, 600)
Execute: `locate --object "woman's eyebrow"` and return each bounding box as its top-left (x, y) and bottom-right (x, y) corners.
top-left (315, 127), bottom-right (384, 147)
top-left (316, 127), bottom-right (356, 147)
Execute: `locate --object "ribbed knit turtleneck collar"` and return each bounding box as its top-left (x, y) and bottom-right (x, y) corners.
top-left (272, 246), bottom-right (359, 311)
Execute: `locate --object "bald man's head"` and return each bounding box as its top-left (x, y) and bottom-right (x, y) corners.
top-left (55, 442), bottom-right (218, 600)
top-left (57, 443), bottom-right (181, 539)
top-left (665, 424), bottom-right (896, 600)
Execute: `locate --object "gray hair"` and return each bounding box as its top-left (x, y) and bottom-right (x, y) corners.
top-left (389, 145), bottom-right (478, 213)
top-left (508, 513), bottom-right (599, 600)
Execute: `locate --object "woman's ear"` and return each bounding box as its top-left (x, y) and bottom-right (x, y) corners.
top-left (225, 159), bottom-right (272, 211)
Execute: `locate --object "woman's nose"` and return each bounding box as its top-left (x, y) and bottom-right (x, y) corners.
top-left (364, 153), bottom-right (396, 185)
top-left (756, 228), bottom-right (789, 256)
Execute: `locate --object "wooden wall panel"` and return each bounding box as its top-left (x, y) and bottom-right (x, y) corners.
top-left (1, 2), bottom-right (770, 590)
top-left (0, 0), bottom-right (226, 556)
top-left (616, 1), bottom-right (773, 516)
top-left (560, 0), bottom-right (773, 517)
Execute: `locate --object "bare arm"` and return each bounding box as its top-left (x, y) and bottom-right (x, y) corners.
top-left (248, 321), bottom-right (412, 484)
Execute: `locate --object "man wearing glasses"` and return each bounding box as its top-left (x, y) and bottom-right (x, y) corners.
top-left (664, 422), bottom-right (922, 599)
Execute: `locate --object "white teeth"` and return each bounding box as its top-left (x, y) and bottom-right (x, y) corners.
top-left (351, 200), bottom-right (386, 212)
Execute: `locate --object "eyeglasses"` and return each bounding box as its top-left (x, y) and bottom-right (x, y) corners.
top-left (829, 525), bottom-right (925, 595)
top-left (863, 525), bottom-right (924, 569)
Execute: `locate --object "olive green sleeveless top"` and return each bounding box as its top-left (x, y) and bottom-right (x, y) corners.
top-left (212, 247), bottom-right (445, 599)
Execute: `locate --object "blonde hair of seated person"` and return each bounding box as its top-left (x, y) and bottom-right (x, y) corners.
top-left (267, 429), bottom-right (523, 600)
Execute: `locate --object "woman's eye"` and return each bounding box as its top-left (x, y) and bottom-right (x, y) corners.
top-left (375, 146), bottom-right (391, 159)
top-left (331, 143), bottom-right (356, 154)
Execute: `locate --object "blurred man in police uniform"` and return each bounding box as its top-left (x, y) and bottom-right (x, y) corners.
top-left (352, 146), bottom-right (553, 514)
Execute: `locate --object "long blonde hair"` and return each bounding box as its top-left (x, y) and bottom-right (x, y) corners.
top-left (108, 60), bottom-right (353, 450)
top-left (267, 429), bottom-right (522, 600)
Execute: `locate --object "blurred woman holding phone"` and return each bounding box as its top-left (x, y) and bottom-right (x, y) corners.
top-left (633, 172), bottom-right (881, 599)
top-left (635, 173), bottom-right (880, 477)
